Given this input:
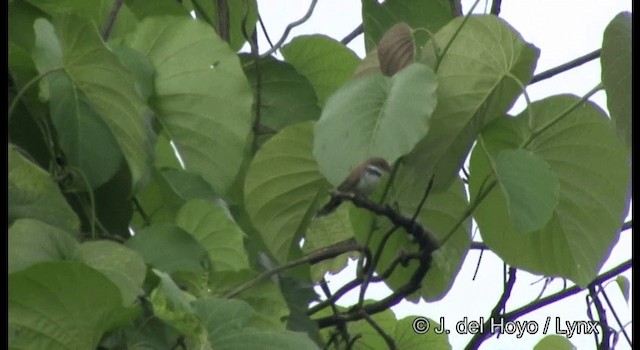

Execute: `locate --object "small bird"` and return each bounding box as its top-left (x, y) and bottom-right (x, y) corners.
top-left (316, 157), bottom-right (391, 217)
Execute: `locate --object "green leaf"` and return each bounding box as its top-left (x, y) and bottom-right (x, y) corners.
top-left (493, 149), bottom-right (559, 233)
top-left (9, 261), bottom-right (127, 350)
top-left (469, 95), bottom-right (631, 286)
top-left (348, 311), bottom-right (451, 349)
top-left (533, 335), bottom-right (576, 350)
top-left (162, 169), bottom-right (219, 201)
top-left (131, 168), bottom-right (185, 230)
top-left (241, 55), bottom-right (321, 134)
top-left (150, 270), bottom-right (209, 347)
top-left (8, 144), bottom-right (80, 234)
top-left (244, 122), bottom-right (331, 263)
top-left (314, 63), bottom-right (437, 186)
top-left (303, 209), bottom-right (356, 281)
top-left (413, 15), bottom-right (539, 190)
top-left (281, 35), bottom-right (360, 106)
top-left (192, 0), bottom-right (258, 52)
top-left (601, 12), bottom-right (631, 150)
top-left (111, 43), bottom-right (156, 101)
top-left (9, 42), bottom-right (52, 168)
top-left (8, 219), bottom-right (81, 273)
top-left (9, 1), bottom-right (46, 52)
top-left (91, 162), bottom-right (134, 238)
top-left (125, 16), bottom-right (253, 197)
top-left (25, 0), bottom-right (138, 41)
top-left (615, 275), bottom-right (630, 303)
top-left (125, 0), bottom-right (190, 19)
top-left (32, 16), bottom-right (153, 189)
top-left (176, 199), bottom-right (250, 272)
top-left (154, 132), bottom-right (183, 169)
top-left (34, 18), bottom-right (122, 189)
top-left (192, 297), bottom-right (319, 350)
top-left (80, 241), bottom-right (146, 305)
top-left (362, 0), bottom-right (455, 52)
top-left (126, 223), bottom-right (210, 274)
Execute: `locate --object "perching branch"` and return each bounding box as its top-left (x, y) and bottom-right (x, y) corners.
top-left (260, 0), bottom-right (319, 58)
top-left (330, 193), bottom-right (440, 253)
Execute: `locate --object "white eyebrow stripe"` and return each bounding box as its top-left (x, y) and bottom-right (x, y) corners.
top-left (366, 165), bottom-right (383, 177)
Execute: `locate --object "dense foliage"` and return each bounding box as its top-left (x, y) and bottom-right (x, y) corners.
top-left (8, 0), bottom-right (631, 349)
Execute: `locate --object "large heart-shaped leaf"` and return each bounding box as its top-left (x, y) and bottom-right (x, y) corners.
top-left (469, 95), bottom-right (630, 286)
top-left (32, 16), bottom-right (153, 189)
top-left (281, 35), bottom-right (360, 106)
top-left (244, 122), bottom-right (330, 263)
top-left (8, 219), bottom-right (80, 273)
top-left (314, 63), bottom-right (437, 185)
top-left (411, 15), bottom-right (539, 191)
top-left (9, 261), bottom-right (128, 349)
top-left (8, 144), bottom-right (80, 234)
top-left (176, 199), bottom-right (250, 272)
top-left (125, 16), bottom-right (252, 197)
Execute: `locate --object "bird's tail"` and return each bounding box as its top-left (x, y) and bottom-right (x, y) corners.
top-left (315, 197), bottom-right (343, 217)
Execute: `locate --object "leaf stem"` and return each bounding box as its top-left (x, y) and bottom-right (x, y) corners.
top-left (8, 68), bottom-right (62, 122)
top-left (521, 83), bottom-right (603, 149)
top-left (434, 0), bottom-right (482, 72)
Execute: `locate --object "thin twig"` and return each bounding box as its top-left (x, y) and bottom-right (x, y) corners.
top-left (530, 49), bottom-right (601, 84)
top-left (225, 238), bottom-right (365, 298)
top-left (465, 267), bottom-right (517, 349)
top-left (599, 285), bottom-right (632, 346)
top-left (589, 285), bottom-right (611, 350)
top-left (319, 279), bottom-right (351, 346)
top-left (260, 0), bottom-right (319, 58)
top-left (330, 193), bottom-right (440, 252)
top-left (215, 0), bottom-right (230, 42)
top-left (341, 24), bottom-right (363, 45)
top-left (362, 311), bottom-right (396, 350)
top-left (100, 0), bottom-right (124, 41)
top-left (464, 260), bottom-right (631, 349)
top-left (358, 225), bottom-right (399, 307)
top-left (258, 15), bottom-right (274, 48)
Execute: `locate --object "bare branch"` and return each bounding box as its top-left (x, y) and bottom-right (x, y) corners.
top-left (341, 24), bottom-right (363, 45)
top-left (465, 267), bottom-right (517, 349)
top-left (464, 260), bottom-right (631, 349)
top-left (530, 49), bottom-right (600, 85)
top-left (599, 286), bottom-right (632, 346)
top-left (362, 311), bottom-right (396, 350)
top-left (589, 285), bottom-right (611, 350)
top-left (260, 0), bottom-right (319, 58)
top-left (330, 193), bottom-right (440, 252)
